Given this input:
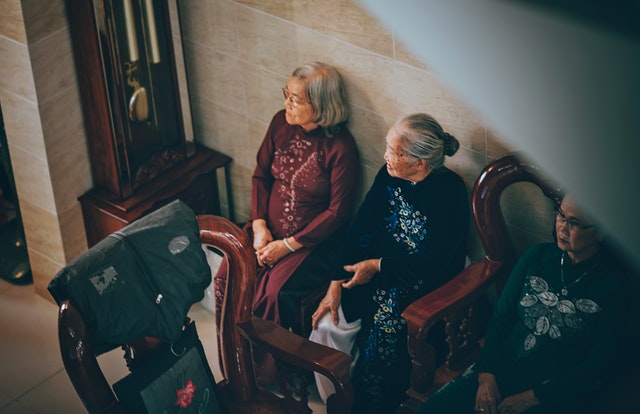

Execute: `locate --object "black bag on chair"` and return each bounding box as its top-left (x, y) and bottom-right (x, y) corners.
top-left (113, 321), bottom-right (224, 414)
top-left (48, 200), bottom-right (211, 354)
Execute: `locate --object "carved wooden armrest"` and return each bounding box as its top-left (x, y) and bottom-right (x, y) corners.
top-left (400, 258), bottom-right (502, 403)
top-left (237, 315), bottom-right (353, 414)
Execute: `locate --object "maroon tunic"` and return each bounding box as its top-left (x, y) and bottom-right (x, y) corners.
top-left (248, 110), bottom-right (359, 324)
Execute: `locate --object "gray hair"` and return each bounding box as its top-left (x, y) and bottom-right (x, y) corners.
top-left (291, 62), bottom-right (349, 135)
top-left (395, 113), bottom-right (460, 170)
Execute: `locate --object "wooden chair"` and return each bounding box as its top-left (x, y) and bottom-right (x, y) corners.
top-left (57, 215), bottom-right (353, 414)
top-left (397, 153), bottom-right (563, 413)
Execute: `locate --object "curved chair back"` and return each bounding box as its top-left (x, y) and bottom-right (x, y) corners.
top-left (398, 154), bottom-right (562, 413)
top-left (58, 215), bottom-right (353, 414)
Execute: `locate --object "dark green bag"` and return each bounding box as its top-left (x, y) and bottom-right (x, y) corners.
top-left (48, 200), bottom-right (211, 354)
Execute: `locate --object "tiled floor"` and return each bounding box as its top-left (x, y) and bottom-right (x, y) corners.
top-left (0, 277), bottom-right (325, 413)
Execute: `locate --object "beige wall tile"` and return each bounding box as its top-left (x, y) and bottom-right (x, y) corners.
top-left (0, 0), bottom-right (27, 43)
top-left (236, 0), bottom-right (312, 27)
top-left (229, 164), bottom-right (253, 222)
top-left (0, 37), bottom-right (37, 102)
top-left (0, 91), bottom-right (46, 159)
top-left (236, 6), bottom-right (317, 75)
top-left (39, 83), bottom-right (87, 162)
top-left (179, 0), bottom-right (239, 57)
top-left (243, 66), bottom-right (287, 125)
top-left (19, 198), bottom-right (64, 264)
top-left (8, 144), bottom-right (55, 212)
top-left (311, 0), bottom-right (393, 58)
top-left (26, 248), bottom-right (62, 302)
top-left (324, 42), bottom-right (397, 118)
top-left (20, 0), bottom-right (67, 45)
top-left (59, 202), bottom-right (87, 262)
top-left (395, 63), bottom-right (485, 151)
top-left (486, 128), bottom-right (514, 159)
top-left (394, 37), bottom-right (428, 71)
top-left (347, 105), bottom-right (389, 170)
top-left (184, 40), bottom-right (247, 117)
top-left (49, 138), bottom-right (92, 214)
top-left (30, 26), bottom-right (75, 103)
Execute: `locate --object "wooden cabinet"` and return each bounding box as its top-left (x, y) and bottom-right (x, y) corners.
top-left (66, 0), bottom-right (234, 245)
top-left (80, 146), bottom-right (233, 247)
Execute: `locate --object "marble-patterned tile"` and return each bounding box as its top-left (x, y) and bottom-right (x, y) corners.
top-left (59, 202), bottom-right (88, 263)
top-left (0, 400), bottom-right (38, 414)
top-left (394, 35), bottom-right (429, 71)
top-left (17, 369), bottom-right (86, 414)
top-left (0, 92), bottom-right (46, 159)
top-left (314, 40), bottom-right (397, 119)
top-left (24, 247), bottom-right (64, 302)
top-left (48, 132), bottom-right (92, 214)
top-left (246, 117), bottom-right (270, 165)
top-left (311, 0), bottom-right (393, 58)
top-left (0, 282), bottom-right (62, 399)
top-left (243, 66), bottom-right (288, 126)
top-left (7, 145), bottom-right (55, 211)
top-left (394, 62), bottom-right (485, 151)
top-left (184, 40), bottom-right (247, 117)
top-left (235, 6), bottom-right (317, 76)
top-left (486, 127), bottom-right (515, 159)
top-left (179, 0), bottom-right (239, 57)
top-left (228, 164), bottom-right (253, 222)
top-left (19, 199), bottom-right (65, 264)
top-left (0, 38), bottom-right (37, 102)
top-left (38, 83), bottom-right (87, 163)
top-left (0, 0), bottom-right (27, 44)
top-left (30, 26), bottom-right (75, 103)
top-left (20, 0), bottom-right (67, 45)
top-left (236, 0), bottom-right (312, 28)
top-left (347, 105), bottom-right (389, 170)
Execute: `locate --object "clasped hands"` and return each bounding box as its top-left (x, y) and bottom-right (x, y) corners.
top-left (252, 220), bottom-right (300, 268)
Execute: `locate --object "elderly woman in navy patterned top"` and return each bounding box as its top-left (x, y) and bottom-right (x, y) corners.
top-left (418, 195), bottom-right (631, 414)
top-left (309, 113), bottom-right (470, 414)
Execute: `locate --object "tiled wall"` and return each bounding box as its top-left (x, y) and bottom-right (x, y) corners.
top-left (177, 0), bottom-right (557, 259)
top-left (0, 0), bottom-right (556, 298)
top-left (0, 0), bottom-right (91, 297)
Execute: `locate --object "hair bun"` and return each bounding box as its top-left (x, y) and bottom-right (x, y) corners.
top-left (442, 132), bottom-right (460, 157)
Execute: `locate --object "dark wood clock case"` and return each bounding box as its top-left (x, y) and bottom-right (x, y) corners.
top-left (67, 0), bottom-right (233, 246)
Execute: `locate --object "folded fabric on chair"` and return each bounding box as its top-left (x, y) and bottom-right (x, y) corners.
top-left (48, 200), bottom-right (211, 354)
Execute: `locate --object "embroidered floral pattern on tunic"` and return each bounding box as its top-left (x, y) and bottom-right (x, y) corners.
top-left (272, 134), bottom-right (324, 235)
top-left (518, 275), bottom-right (602, 356)
top-left (360, 287), bottom-right (407, 403)
top-left (385, 186), bottom-right (427, 252)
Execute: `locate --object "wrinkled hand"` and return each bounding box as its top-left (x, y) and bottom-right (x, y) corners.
top-left (341, 259), bottom-right (380, 289)
top-left (256, 239), bottom-right (289, 268)
top-left (311, 280), bottom-right (343, 329)
top-left (252, 222), bottom-right (273, 250)
top-left (498, 390), bottom-right (539, 414)
top-left (474, 373), bottom-right (501, 414)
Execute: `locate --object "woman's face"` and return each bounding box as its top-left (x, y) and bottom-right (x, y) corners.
top-left (555, 196), bottom-right (601, 263)
top-left (283, 77), bottom-right (317, 131)
top-left (383, 126), bottom-right (424, 182)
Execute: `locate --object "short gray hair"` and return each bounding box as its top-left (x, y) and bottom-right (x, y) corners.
top-left (291, 62), bottom-right (349, 135)
top-left (395, 113), bottom-right (460, 170)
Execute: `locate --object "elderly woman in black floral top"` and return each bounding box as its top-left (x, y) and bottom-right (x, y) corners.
top-left (310, 113), bottom-right (470, 414)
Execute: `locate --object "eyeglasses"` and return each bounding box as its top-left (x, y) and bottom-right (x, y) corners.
top-left (555, 208), bottom-right (594, 231)
top-left (385, 143), bottom-right (412, 160)
top-left (282, 87), bottom-right (309, 108)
